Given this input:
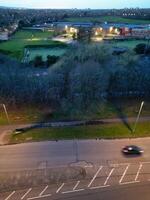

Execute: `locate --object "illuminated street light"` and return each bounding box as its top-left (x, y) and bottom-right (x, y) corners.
top-left (132, 101), bottom-right (144, 133)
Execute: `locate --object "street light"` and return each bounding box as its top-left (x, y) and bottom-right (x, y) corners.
top-left (132, 101), bottom-right (144, 133)
top-left (0, 104), bottom-right (10, 124)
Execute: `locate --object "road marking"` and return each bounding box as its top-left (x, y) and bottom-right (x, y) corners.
top-left (27, 194), bottom-right (51, 200)
top-left (39, 186), bottom-right (49, 196)
top-left (5, 191), bottom-right (15, 200)
top-left (73, 181), bottom-right (80, 191)
top-left (135, 164), bottom-right (143, 182)
top-left (104, 168), bottom-right (114, 186)
top-left (140, 162), bottom-right (150, 164)
top-left (90, 185), bottom-right (110, 190)
top-left (62, 189), bottom-right (85, 194)
top-left (56, 183), bottom-right (65, 193)
top-left (111, 163), bottom-right (130, 167)
top-left (119, 164), bottom-right (130, 184)
top-left (88, 166), bottom-right (103, 187)
top-left (120, 181), bottom-right (140, 185)
top-left (21, 188), bottom-right (32, 199)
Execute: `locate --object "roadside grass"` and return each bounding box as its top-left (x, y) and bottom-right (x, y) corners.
top-left (53, 99), bottom-right (150, 120)
top-left (64, 16), bottom-right (150, 24)
top-left (0, 106), bottom-right (52, 125)
top-left (9, 121), bottom-right (150, 144)
top-left (0, 99), bottom-right (149, 126)
top-left (0, 30), bottom-right (63, 60)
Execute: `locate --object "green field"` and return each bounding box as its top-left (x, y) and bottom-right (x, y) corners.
top-left (9, 121), bottom-right (150, 144)
top-left (65, 16), bottom-right (150, 24)
top-left (110, 39), bottom-right (148, 49)
top-left (26, 47), bottom-right (67, 62)
top-left (0, 30), bottom-right (64, 60)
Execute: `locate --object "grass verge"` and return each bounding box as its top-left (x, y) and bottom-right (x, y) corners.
top-left (9, 121), bottom-right (150, 144)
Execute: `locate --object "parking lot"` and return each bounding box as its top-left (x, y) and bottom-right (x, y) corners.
top-left (1, 161), bottom-right (150, 200)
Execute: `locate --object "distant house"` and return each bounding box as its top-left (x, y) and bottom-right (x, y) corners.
top-left (0, 32), bottom-right (8, 41)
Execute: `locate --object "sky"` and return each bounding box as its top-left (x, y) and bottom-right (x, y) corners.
top-left (0, 0), bottom-right (149, 9)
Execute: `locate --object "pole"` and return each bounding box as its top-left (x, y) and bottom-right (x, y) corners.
top-left (132, 101), bottom-right (144, 133)
top-left (1, 104), bottom-right (10, 125)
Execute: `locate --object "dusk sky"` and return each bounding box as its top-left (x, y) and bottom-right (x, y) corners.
top-left (0, 0), bottom-right (149, 9)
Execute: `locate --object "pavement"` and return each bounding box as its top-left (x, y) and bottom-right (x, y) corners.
top-left (1, 162), bottom-right (150, 199)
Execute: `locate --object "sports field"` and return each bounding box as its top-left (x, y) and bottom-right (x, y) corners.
top-left (64, 16), bottom-right (150, 24)
top-left (0, 30), bottom-right (64, 60)
top-left (111, 39), bottom-right (148, 49)
top-left (25, 47), bottom-right (67, 62)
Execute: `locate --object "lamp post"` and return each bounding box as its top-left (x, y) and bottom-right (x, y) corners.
top-left (0, 104), bottom-right (10, 125)
top-left (132, 101), bottom-right (144, 133)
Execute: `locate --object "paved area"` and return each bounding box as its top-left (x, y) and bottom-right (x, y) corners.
top-left (0, 138), bottom-right (150, 171)
top-left (1, 162), bottom-right (150, 200)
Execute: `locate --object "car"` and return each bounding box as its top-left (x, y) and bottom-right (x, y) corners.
top-left (13, 128), bottom-right (25, 135)
top-left (122, 145), bottom-right (144, 155)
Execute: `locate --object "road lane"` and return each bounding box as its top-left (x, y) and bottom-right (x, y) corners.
top-left (0, 138), bottom-right (150, 171)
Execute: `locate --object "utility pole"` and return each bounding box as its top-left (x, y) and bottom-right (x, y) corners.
top-left (0, 104), bottom-right (10, 125)
top-left (132, 101), bottom-right (144, 133)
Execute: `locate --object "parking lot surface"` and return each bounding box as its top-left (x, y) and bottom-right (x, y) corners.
top-left (1, 161), bottom-right (150, 200)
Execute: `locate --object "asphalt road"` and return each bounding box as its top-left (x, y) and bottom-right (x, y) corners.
top-left (55, 182), bottom-right (150, 200)
top-left (1, 138), bottom-right (150, 171)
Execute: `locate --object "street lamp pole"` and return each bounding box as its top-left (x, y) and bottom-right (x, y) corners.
top-left (132, 101), bottom-right (144, 133)
top-left (0, 104), bottom-right (10, 125)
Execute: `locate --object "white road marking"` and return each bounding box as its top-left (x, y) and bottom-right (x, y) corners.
top-left (119, 164), bottom-right (130, 184)
top-left (27, 194), bottom-right (51, 200)
top-left (140, 162), bottom-right (150, 164)
top-left (88, 166), bottom-right (103, 187)
top-left (62, 189), bottom-right (85, 194)
top-left (56, 183), bottom-right (65, 193)
top-left (73, 181), bottom-right (80, 190)
top-left (39, 186), bottom-right (48, 196)
top-left (111, 163), bottom-right (130, 167)
top-left (5, 191), bottom-right (15, 200)
top-left (120, 181), bottom-right (140, 185)
top-left (90, 185), bottom-right (110, 190)
top-left (104, 168), bottom-right (114, 186)
top-left (135, 164), bottom-right (143, 182)
top-left (21, 188), bottom-right (32, 199)
top-left (5, 191), bottom-right (16, 200)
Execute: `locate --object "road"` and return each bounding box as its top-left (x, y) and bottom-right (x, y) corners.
top-left (1, 138), bottom-right (150, 171)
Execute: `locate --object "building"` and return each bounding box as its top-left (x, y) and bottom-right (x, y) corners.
top-left (0, 32), bottom-right (8, 41)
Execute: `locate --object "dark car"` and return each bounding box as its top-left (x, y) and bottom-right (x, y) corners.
top-left (122, 145), bottom-right (144, 155)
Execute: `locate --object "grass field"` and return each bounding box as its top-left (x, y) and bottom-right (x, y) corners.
top-left (9, 121), bottom-right (150, 144)
top-left (0, 30), bottom-right (64, 60)
top-left (26, 47), bottom-right (67, 62)
top-left (64, 16), bottom-right (150, 24)
top-left (110, 39), bottom-right (148, 49)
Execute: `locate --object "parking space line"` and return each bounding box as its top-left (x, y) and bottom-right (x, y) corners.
top-left (73, 181), bottom-right (80, 190)
top-left (90, 185), bottom-right (110, 190)
top-left (27, 194), bottom-right (51, 200)
top-left (120, 181), bottom-right (140, 185)
top-left (5, 191), bottom-right (15, 200)
top-left (62, 189), bottom-right (85, 194)
top-left (56, 183), bottom-right (65, 193)
top-left (135, 164), bottom-right (143, 182)
top-left (104, 168), bottom-right (114, 186)
top-left (88, 166), bottom-right (103, 187)
top-left (111, 163), bottom-right (130, 167)
top-left (21, 188), bottom-right (32, 199)
top-left (39, 186), bottom-right (49, 196)
top-left (140, 161), bottom-right (150, 164)
top-left (119, 164), bottom-right (130, 184)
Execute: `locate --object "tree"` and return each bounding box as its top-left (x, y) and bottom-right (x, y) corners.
top-left (46, 55), bottom-right (59, 67)
top-left (33, 56), bottom-right (44, 67)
